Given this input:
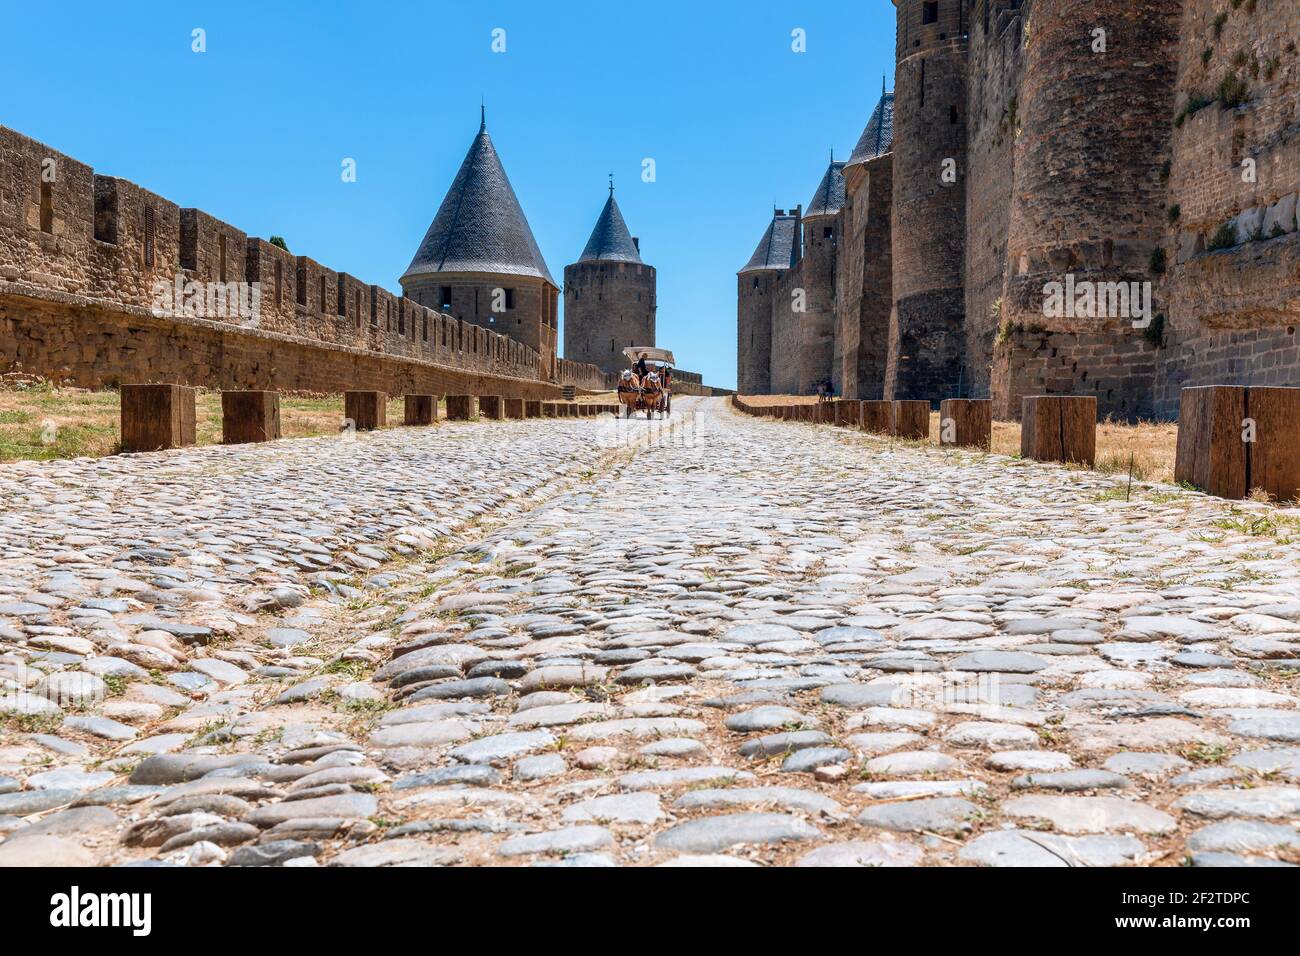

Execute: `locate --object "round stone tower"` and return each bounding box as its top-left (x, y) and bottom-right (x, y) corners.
top-left (563, 184), bottom-right (656, 376)
top-left (799, 157), bottom-right (846, 395)
top-left (996, 0), bottom-right (1181, 420)
top-left (888, 0), bottom-right (968, 401)
top-left (737, 209), bottom-right (801, 395)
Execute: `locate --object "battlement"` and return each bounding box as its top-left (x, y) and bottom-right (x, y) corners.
top-left (0, 125), bottom-right (611, 392)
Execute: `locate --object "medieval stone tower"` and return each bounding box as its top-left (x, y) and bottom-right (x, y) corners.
top-left (401, 111), bottom-right (560, 380)
top-left (838, 85), bottom-right (895, 400)
top-left (888, 0), bottom-right (968, 401)
top-left (737, 209), bottom-right (801, 395)
top-left (991, 0), bottom-right (1182, 420)
top-left (562, 184), bottom-right (656, 375)
top-left (799, 158), bottom-right (846, 394)
top-left (738, 1), bottom-right (1300, 417)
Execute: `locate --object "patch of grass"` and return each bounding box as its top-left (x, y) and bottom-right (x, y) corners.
top-left (1, 712), bottom-right (64, 735)
top-left (1217, 71), bottom-right (1249, 108)
top-left (1206, 221), bottom-right (1238, 252)
top-left (1181, 742), bottom-right (1229, 764)
top-left (0, 386), bottom-right (408, 463)
top-left (1175, 94), bottom-right (1214, 127)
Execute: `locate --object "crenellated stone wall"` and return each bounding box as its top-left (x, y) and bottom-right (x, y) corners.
top-left (0, 125), bottom-right (613, 396)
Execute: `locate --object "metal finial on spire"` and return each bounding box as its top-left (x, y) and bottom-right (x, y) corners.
top-left (883, 74), bottom-right (887, 95)
top-left (480, 99), bottom-right (486, 131)
top-left (609, 172), bottom-right (614, 197)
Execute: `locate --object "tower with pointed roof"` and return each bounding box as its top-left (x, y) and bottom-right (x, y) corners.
top-left (797, 155), bottom-right (846, 394)
top-left (837, 84), bottom-right (895, 399)
top-left (562, 181), bottom-right (656, 375)
top-left (736, 207), bottom-right (801, 395)
top-left (400, 111), bottom-right (560, 379)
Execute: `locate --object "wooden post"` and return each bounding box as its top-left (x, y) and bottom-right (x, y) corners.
top-left (479, 395), bottom-right (504, 420)
top-left (221, 390), bottom-right (280, 444)
top-left (1021, 396), bottom-right (1097, 465)
top-left (345, 390), bottom-right (386, 431)
top-left (834, 400), bottom-right (861, 427)
top-left (403, 394), bottom-right (436, 426)
top-left (1175, 385), bottom-right (1300, 501)
top-left (892, 400), bottom-right (930, 441)
top-left (542, 402), bottom-right (559, 417)
top-left (120, 384), bottom-right (196, 453)
top-left (859, 400), bottom-right (894, 434)
top-left (939, 399), bottom-right (992, 450)
top-left (504, 398), bottom-right (525, 419)
top-left (525, 401), bottom-right (543, 418)
top-left (445, 395), bottom-right (477, 421)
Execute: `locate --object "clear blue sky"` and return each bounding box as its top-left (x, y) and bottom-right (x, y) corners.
top-left (1, 0), bottom-right (895, 389)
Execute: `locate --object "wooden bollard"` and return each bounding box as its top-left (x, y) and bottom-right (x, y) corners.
top-left (938, 399), bottom-right (992, 450)
top-left (1021, 396), bottom-right (1097, 466)
top-left (479, 395), bottom-right (504, 420)
top-left (403, 394), bottom-right (437, 426)
top-left (542, 402), bottom-right (559, 417)
top-left (860, 400), bottom-right (894, 435)
top-left (120, 383), bottom-right (196, 452)
top-left (834, 401), bottom-right (860, 427)
top-left (445, 395), bottom-right (477, 421)
top-left (504, 398), bottom-right (525, 419)
top-left (221, 390), bottom-right (280, 444)
top-left (892, 400), bottom-right (930, 441)
top-left (525, 401), bottom-right (543, 418)
top-left (345, 390), bottom-right (386, 431)
top-left (1175, 385), bottom-right (1300, 501)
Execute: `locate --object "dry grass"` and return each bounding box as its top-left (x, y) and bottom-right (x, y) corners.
top-left (740, 395), bottom-right (1179, 485)
top-left (0, 385), bottom-right (623, 462)
top-left (0, 385), bottom-right (412, 462)
top-left (736, 394), bottom-right (821, 406)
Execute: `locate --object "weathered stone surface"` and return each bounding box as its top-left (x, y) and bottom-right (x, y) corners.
top-left (654, 813), bottom-right (821, 853)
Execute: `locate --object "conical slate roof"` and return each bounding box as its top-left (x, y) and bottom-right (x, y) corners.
top-left (402, 116), bottom-right (556, 286)
top-left (577, 192), bottom-right (643, 264)
top-left (738, 212), bottom-right (800, 274)
top-left (845, 90), bottom-right (895, 170)
top-left (805, 159), bottom-right (847, 220)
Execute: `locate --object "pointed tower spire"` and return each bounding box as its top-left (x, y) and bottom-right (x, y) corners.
top-left (577, 187), bottom-right (642, 263)
top-left (401, 115), bottom-right (555, 285)
top-left (844, 84), bottom-right (896, 173)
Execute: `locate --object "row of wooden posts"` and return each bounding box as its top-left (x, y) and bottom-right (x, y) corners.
top-left (119, 383), bottom-right (618, 453)
top-left (733, 386), bottom-right (1300, 504)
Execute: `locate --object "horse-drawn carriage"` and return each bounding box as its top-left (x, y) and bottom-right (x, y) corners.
top-left (616, 347), bottom-right (674, 419)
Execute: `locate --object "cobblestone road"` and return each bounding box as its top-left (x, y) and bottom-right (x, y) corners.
top-left (2, 398), bottom-right (1299, 867)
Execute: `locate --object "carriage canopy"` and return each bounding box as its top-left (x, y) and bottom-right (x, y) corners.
top-left (622, 347), bottom-right (675, 366)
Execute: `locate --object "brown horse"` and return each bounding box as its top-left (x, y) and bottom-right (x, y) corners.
top-left (617, 370), bottom-right (642, 417)
top-left (640, 371), bottom-right (664, 419)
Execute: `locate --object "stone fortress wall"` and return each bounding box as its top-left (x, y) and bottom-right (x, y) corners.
top-left (0, 126), bottom-right (615, 398)
top-left (739, 0), bottom-right (1300, 420)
